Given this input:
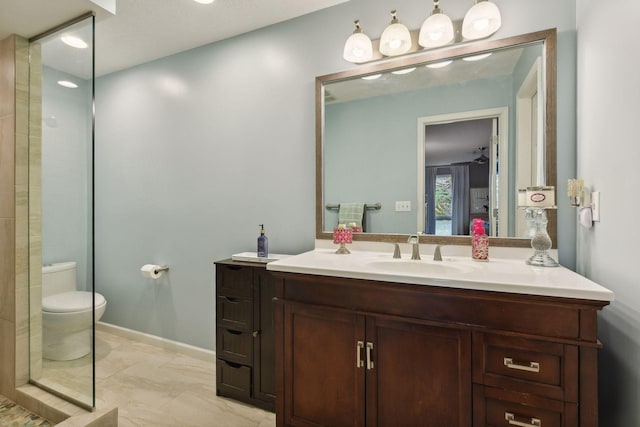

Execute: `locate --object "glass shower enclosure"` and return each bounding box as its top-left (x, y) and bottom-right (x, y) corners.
top-left (28, 13), bottom-right (96, 409)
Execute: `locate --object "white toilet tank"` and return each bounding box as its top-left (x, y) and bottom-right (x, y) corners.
top-left (42, 262), bottom-right (77, 298)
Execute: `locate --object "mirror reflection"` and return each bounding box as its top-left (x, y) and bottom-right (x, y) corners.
top-left (319, 30), bottom-right (556, 246)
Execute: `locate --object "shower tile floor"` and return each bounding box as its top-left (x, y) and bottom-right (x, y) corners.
top-left (40, 330), bottom-right (276, 426)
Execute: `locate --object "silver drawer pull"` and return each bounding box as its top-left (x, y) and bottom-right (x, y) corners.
top-left (505, 412), bottom-right (541, 427)
top-left (503, 357), bottom-right (540, 373)
top-left (356, 341), bottom-right (364, 368)
top-left (366, 342), bottom-right (374, 370)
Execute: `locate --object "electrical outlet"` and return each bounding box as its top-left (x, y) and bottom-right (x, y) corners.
top-left (591, 192), bottom-right (600, 222)
top-left (395, 201), bottom-right (411, 212)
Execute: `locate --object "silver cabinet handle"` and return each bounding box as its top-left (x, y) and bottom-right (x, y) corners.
top-left (366, 342), bottom-right (374, 370)
top-left (356, 341), bottom-right (364, 368)
top-left (505, 412), bottom-right (541, 427)
top-left (503, 357), bottom-right (540, 373)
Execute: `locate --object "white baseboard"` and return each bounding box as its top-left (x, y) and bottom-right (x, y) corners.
top-left (96, 321), bottom-right (216, 362)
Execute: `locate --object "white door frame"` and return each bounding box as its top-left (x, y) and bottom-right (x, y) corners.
top-left (417, 107), bottom-right (509, 236)
top-left (515, 57), bottom-right (544, 236)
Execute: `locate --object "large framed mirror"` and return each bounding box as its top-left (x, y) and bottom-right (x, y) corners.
top-left (317, 29), bottom-right (556, 247)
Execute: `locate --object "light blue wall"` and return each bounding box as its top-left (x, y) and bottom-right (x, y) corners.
top-left (324, 74), bottom-right (513, 234)
top-left (95, 0), bottom-right (578, 350)
top-left (42, 66), bottom-right (92, 290)
top-left (576, 1), bottom-right (640, 425)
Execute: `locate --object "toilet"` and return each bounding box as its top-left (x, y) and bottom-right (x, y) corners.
top-left (42, 261), bottom-right (107, 361)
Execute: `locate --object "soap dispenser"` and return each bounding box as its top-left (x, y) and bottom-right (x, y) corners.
top-left (257, 224), bottom-right (268, 258)
top-left (471, 219), bottom-right (488, 261)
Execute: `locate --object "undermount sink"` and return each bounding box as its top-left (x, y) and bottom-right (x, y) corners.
top-left (366, 259), bottom-right (476, 276)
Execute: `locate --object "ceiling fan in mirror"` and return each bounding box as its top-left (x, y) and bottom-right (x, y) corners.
top-left (472, 146), bottom-right (489, 164)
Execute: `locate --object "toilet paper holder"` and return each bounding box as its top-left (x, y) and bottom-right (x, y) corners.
top-left (140, 264), bottom-right (170, 279)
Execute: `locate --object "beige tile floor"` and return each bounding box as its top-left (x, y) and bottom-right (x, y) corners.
top-left (40, 330), bottom-right (276, 426)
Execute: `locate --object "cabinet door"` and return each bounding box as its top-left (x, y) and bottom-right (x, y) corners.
top-left (254, 269), bottom-right (276, 404)
top-left (366, 317), bottom-right (472, 427)
top-left (283, 303), bottom-right (365, 427)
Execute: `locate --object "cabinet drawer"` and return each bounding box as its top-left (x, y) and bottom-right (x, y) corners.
top-left (217, 327), bottom-right (253, 365)
top-left (217, 296), bottom-right (253, 332)
top-left (474, 385), bottom-right (578, 427)
top-left (217, 264), bottom-right (253, 299)
top-left (473, 333), bottom-right (578, 402)
top-left (217, 359), bottom-right (252, 400)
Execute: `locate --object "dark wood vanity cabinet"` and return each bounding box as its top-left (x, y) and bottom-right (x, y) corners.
top-left (215, 259), bottom-right (276, 411)
top-left (272, 272), bottom-right (608, 427)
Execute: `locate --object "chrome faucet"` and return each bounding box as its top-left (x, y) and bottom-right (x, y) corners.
top-left (433, 244), bottom-right (443, 261)
top-left (393, 243), bottom-right (401, 259)
top-left (408, 234), bottom-right (421, 260)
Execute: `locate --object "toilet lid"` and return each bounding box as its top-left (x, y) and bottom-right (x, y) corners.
top-left (43, 291), bottom-right (105, 313)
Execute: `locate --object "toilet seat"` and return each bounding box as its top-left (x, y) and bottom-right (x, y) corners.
top-left (43, 291), bottom-right (106, 313)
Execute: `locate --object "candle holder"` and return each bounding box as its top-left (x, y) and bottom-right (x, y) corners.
top-left (333, 226), bottom-right (353, 254)
top-left (525, 207), bottom-right (558, 267)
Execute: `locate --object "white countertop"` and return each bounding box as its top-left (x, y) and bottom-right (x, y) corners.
top-left (267, 248), bottom-right (614, 302)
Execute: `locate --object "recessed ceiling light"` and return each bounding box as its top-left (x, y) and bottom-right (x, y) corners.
top-left (462, 53), bottom-right (493, 62)
top-left (426, 60), bottom-right (453, 69)
top-left (57, 80), bottom-right (78, 88)
top-left (361, 74), bottom-right (382, 80)
top-left (193, 0), bottom-right (215, 3)
top-left (61, 35), bottom-right (88, 49)
top-left (391, 67), bottom-right (416, 75)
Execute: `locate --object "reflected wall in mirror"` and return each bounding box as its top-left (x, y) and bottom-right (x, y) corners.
top-left (318, 29), bottom-right (556, 247)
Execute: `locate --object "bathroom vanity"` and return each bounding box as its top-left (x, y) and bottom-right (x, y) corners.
top-left (267, 249), bottom-right (613, 427)
top-left (214, 259), bottom-right (276, 411)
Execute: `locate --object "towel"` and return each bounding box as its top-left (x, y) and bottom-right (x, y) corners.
top-left (338, 203), bottom-right (365, 228)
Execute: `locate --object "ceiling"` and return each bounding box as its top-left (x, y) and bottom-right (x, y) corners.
top-left (0, 0), bottom-right (349, 76)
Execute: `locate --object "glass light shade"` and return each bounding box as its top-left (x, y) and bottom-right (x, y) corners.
top-left (343, 32), bottom-right (373, 63)
top-left (418, 12), bottom-right (454, 48)
top-left (462, 52), bottom-right (493, 61)
top-left (426, 60), bottom-right (452, 69)
top-left (462, 0), bottom-right (502, 40)
top-left (391, 67), bottom-right (416, 75)
top-left (379, 22), bottom-right (412, 56)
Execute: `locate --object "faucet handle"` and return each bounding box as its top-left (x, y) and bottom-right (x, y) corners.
top-left (393, 243), bottom-right (401, 259)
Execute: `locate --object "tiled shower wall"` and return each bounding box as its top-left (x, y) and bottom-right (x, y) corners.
top-left (0, 34), bottom-right (32, 399)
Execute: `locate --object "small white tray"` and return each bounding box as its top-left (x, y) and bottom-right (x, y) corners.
top-left (231, 252), bottom-right (291, 263)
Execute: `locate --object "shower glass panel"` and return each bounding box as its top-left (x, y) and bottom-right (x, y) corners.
top-left (29, 14), bottom-right (95, 409)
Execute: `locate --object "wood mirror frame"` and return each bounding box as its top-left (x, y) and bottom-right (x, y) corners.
top-left (316, 29), bottom-right (557, 247)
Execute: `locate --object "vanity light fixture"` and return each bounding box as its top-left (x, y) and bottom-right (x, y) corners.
top-left (193, 0), bottom-right (214, 4)
top-left (462, 0), bottom-right (502, 40)
top-left (379, 10), bottom-right (412, 56)
top-left (57, 80), bottom-right (78, 88)
top-left (61, 35), bottom-right (87, 49)
top-left (426, 60), bottom-right (453, 69)
top-left (391, 67), bottom-right (416, 75)
top-left (343, 1), bottom-right (502, 64)
top-left (462, 52), bottom-right (493, 61)
top-left (418, 0), bottom-right (455, 49)
top-left (343, 20), bottom-right (374, 63)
